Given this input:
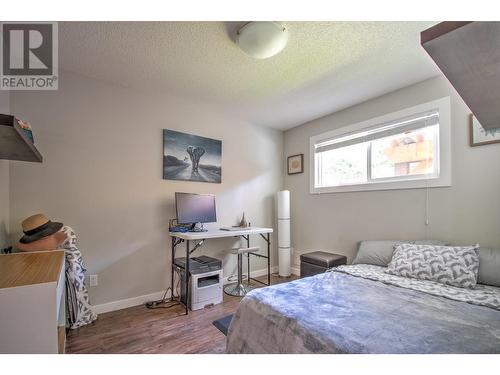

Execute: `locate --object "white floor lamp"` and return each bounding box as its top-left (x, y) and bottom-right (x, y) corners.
top-left (277, 190), bottom-right (291, 277)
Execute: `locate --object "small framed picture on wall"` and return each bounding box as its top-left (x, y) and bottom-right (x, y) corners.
top-left (287, 154), bottom-right (304, 175)
top-left (470, 114), bottom-right (500, 147)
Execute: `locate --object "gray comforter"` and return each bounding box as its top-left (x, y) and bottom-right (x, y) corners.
top-left (226, 265), bottom-right (500, 353)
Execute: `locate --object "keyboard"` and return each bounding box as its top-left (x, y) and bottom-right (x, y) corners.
top-left (220, 227), bottom-right (246, 231)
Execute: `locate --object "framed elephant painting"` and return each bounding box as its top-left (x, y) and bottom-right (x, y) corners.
top-left (163, 129), bottom-right (222, 183)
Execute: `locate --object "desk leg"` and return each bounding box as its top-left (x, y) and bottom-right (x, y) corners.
top-left (171, 237), bottom-right (175, 300)
top-left (248, 233), bottom-right (271, 287)
top-left (246, 235), bottom-right (250, 285)
top-left (267, 233), bottom-right (271, 286)
top-left (185, 240), bottom-right (190, 315)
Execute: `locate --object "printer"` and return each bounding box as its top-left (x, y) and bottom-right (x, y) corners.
top-left (174, 256), bottom-right (223, 310)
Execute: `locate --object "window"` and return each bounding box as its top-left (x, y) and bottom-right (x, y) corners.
top-left (310, 97), bottom-right (451, 193)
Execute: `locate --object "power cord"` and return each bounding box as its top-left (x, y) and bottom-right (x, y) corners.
top-left (145, 270), bottom-right (182, 309)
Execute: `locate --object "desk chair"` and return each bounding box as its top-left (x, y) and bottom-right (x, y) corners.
top-left (224, 246), bottom-right (260, 297)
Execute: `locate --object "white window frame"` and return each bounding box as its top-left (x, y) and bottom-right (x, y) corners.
top-left (309, 97), bottom-right (452, 194)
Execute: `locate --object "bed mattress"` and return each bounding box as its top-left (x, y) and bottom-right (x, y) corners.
top-left (226, 265), bottom-right (500, 353)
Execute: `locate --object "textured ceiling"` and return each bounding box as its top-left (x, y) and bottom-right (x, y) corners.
top-left (59, 21), bottom-right (440, 130)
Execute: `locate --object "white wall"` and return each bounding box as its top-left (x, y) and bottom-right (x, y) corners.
top-left (9, 71), bottom-right (283, 305)
top-left (284, 76), bottom-right (500, 266)
top-left (0, 91), bottom-right (10, 249)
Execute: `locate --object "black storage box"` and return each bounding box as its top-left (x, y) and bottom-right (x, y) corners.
top-left (300, 251), bottom-right (347, 278)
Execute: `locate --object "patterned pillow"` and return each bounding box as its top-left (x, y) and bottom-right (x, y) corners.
top-left (386, 243), bottom-right (480, 288)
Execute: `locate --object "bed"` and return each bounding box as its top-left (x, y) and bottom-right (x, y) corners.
top-left (226, 264), bottom-right (500, 353)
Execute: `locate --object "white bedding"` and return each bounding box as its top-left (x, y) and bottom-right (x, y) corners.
top-left (333, 264), bottom-right (500, 311)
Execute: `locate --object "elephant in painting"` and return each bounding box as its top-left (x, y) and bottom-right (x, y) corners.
top-left (187, 146), bottom-right (205, 173)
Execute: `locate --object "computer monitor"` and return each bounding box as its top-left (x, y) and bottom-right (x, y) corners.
top-left (175, 192), bottom-right (217, 226)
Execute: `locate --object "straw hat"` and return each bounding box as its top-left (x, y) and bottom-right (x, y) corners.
top-left (19, 214), bottom-right (63, 244)
top-left (16, 231), bottom-right (68, 252)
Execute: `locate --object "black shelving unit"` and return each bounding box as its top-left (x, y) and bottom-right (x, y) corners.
top-left (0, 114), bottom-right (43, 162)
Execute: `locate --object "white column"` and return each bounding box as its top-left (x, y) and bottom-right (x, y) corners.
top-left (277, 190), bottom-right (291, 277)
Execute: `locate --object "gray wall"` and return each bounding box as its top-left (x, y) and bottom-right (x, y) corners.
top-left (8, 72), bottom-right (500, 303)
top-left (284, 76), bottom-right (500, 266)
top-left (9, 71), bottom-right (283, 305)
top-left (0, 92), bottom-right (10, 249)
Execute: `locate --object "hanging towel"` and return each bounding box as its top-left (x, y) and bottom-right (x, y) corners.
top-left (60, 226), bottom-right (98, 329)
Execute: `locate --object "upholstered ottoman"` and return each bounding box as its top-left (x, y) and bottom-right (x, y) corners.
top-left (300, 251), bottom-right (347, 278)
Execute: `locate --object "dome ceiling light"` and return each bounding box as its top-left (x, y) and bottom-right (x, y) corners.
top-left (236, 22), bottom-right (288, 59)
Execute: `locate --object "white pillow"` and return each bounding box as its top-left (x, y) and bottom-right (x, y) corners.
top-left (386, 243), bottom-right (480, 288)
top-left (352, 240), bottom-right (449, 267)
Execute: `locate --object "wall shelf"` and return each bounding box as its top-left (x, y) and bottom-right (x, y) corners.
top-left (0, 114), bottom-right (43, 162)
top-left (421, 22), bottom-right (500, 130)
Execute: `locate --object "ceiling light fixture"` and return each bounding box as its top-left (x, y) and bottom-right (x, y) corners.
top-left (236, 22), bottom-right (288, 59)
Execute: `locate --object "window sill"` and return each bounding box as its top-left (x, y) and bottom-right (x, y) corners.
top-left (311, 175), bottom-right (451, 194)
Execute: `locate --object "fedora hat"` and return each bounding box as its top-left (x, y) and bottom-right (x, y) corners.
top-left (19, 214), bottom-right (63, 244)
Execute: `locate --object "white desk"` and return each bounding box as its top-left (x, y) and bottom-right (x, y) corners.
top-left (169, 227), bottom-right (273, 314)
top-left (170, 227), bottom-right (273, 240)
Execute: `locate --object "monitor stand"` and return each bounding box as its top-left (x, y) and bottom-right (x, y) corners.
top-left (189, 222), bottom-right (208, 232)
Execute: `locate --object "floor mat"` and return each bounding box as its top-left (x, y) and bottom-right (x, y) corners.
top-left (212, 314), bottom-right (233, 336)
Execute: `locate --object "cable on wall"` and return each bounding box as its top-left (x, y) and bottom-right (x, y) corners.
top-left (423, 112), bottom-right (434, 239)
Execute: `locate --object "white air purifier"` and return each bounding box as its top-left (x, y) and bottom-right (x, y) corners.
top-left (277, 190), bottom-right (291, 277)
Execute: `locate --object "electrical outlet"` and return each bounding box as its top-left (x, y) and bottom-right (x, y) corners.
top-left (89, 274), bottom-right (98, 287)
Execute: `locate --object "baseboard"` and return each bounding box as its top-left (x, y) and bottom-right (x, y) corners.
top-left (291, 266), bottom-right (300, 276)
top-left (222, 266), bottom-right (278, 285)
top-left (93, 266), bottom-right (278, 315)
top-left (93, 290), bottom-right (170, 315)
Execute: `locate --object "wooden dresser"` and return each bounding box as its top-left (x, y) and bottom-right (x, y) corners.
top-left (0, 250), bottom-right (66, 353)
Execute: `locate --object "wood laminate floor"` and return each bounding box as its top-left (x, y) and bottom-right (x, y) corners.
top-left (67, 274), bottom-right (296, 354)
